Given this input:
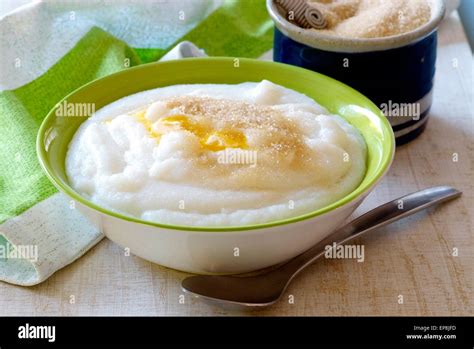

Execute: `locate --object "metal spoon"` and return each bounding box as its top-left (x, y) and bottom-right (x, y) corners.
top-left (182, 186), bottom-right (462, 308)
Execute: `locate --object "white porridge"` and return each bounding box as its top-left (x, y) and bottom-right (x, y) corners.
top-left (66, 81), bottom-right (367, 227)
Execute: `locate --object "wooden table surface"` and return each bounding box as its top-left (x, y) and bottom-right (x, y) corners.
top-left (0, 12), bottom-right (472, 317)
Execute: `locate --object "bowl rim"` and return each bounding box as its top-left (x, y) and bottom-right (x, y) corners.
top-left (267, 0), bottom-right (446, 53)
top-left (37, 57), bottom-right (395, 232)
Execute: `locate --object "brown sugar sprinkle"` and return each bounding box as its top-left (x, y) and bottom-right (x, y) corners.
top-left (165, 96), bottom-right (285, 128)
top-left (162, 96), bottom-right (311, 166)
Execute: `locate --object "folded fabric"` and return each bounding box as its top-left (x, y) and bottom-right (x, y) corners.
top-left (0, 0), bottom-right (273, 286)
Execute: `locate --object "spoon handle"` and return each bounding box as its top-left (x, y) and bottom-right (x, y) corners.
top-left (279, 186), bottom-right (462, 281)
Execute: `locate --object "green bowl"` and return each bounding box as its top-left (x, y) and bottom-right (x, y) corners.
top-left (37, 57), bottom-right (395, 233)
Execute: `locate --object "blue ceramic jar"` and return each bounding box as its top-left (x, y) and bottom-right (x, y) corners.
top-left (267, 0), bottom-right (446, 145)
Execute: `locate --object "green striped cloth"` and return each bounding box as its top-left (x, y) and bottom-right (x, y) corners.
top-left (0, 0), bottom-right (273, 285)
